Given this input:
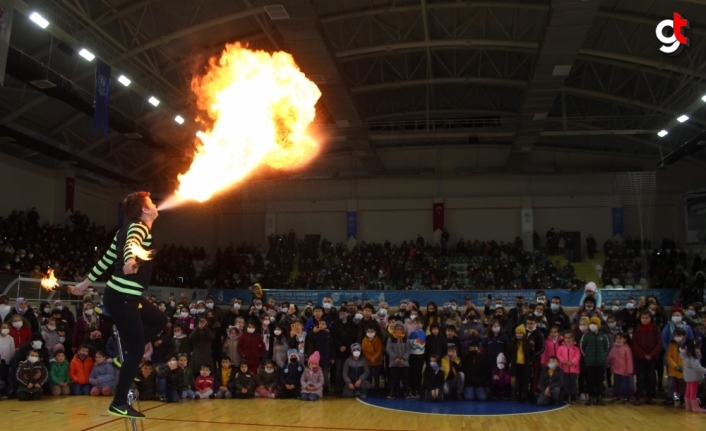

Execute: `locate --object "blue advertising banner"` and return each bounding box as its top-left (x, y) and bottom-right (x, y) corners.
top-left (612, 207), bottom-right (624, 237)
top-left (346, 211), bottom-right (357, 240)
top-left (93, 59), bottom-right (111, 137)
top-left (209, 288), bottom-right (677, 308)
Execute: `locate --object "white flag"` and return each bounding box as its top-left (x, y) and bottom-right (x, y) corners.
top-left (0, 0), bottom-right (15, 87)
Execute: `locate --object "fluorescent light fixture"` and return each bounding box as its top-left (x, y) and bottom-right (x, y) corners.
top-left (78, 48), bottom-right (95, 61)
top-left (148, 96), bottom-right (160, 107)
top-left (117, 75), bottom-right (131, 86)
top-left (657, 130), bottom-right (668, 137)
top-left (702, 94), bottom-right (706, 102)
top-left (677, 114), bottom-right (689, 123)
top-left (29, 12), bottom-right (49, 29)
top-left (174, 115), bottom-right (185, 125)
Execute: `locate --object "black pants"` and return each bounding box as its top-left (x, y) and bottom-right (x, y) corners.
top-left (585, 365), bottom-right (604, 398)
top-left (635, 359), bottom-right (656, 398)
top-left (408, 355), bottom-right (425, 393)
top-left (104, 287), bottom-right (167, 406)
top-left (388, 367), bottom-right (409, 396)
top-left (513, 364), bottom-right (531, 401)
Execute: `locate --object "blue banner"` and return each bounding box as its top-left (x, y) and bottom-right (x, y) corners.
top-left (208, 288), bottom-right (677, 308)
top-left (93, 59), bottom-right (111, 137)
top-left (612, 207), bottom-right (624, 237)
top-left (346, 211), bottom-right (357, 240)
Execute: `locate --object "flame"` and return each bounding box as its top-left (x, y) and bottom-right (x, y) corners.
top-left (130, 243), bottom-right (154, 261)
top-left (40, 269), bottom-right (59, 291)
top-left (173, 42), bottom-right (322, 203)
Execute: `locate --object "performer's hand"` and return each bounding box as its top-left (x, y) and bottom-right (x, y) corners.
top-left (71, 279), bottom-right (92, 296)
top-left (123, 258), bottom-right (138, 275)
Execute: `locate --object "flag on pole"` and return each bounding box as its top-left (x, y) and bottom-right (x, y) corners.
top-left (93, 59), bottom-right (111, 136)
top-left (0, 0), bottom-right (16, 87)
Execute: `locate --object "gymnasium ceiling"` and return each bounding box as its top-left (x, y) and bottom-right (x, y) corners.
top-left (1, 0), bottom-right (706, 192)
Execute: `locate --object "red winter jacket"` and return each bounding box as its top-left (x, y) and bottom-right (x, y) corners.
top-left (237, 332), bottom-right (265, 371)
top-left (631, 324), bottom-right (661, 360)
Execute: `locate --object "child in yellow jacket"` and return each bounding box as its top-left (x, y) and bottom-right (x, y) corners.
top-left (664, 327), bottom-right (686, 405)
top-left (362, 327), bottom-right (383, 392)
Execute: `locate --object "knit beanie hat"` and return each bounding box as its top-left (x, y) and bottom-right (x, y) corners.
top-left (394, 322), bottom-right (405, 332)
top-left (497, 352), bottom-right (506, 364)
top-left (585, 282), bottom-right (597, 292)
top-left (350, 343), bottom-right (362, 352)
top-left (308, 351), bottom-right (320, 365)
top-left (515, 324), bottom-right (527, 335)
top-left (589, 316), bottom-right (602, 328)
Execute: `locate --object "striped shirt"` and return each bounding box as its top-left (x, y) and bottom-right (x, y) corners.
top-left (87, 220), bottom-right (154, 296)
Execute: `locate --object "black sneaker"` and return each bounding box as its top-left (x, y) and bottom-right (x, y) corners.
top-left (107, 403), bottom-right (145, 419)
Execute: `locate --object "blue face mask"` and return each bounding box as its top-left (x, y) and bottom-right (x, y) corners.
top-left (430, 362), bottom-right (439, 370)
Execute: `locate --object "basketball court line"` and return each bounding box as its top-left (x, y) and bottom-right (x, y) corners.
top-left (355, 397), bottom-right (569, 417)
top-left (141, 416), bottom-right (414, 431)
top-left (76, 403), bottom-right (167, 431)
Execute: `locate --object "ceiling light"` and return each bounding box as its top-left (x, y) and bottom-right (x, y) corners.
top-left (29, 12), bottom-right (49, 29)
top-left (677, 115), bottom-right (689, 123)
top-left (78, 48), bottom-right (95, 61)
top-left (702, 94), bottom-right (706, 102)
top-left (657, 130), bottom-right (668, 137)
top-left (174, 115), bottom-right (185, 125)
top-left (117, 75), bottom-right (131, 86)
top-left (148, 96), bottom-right (160, 107)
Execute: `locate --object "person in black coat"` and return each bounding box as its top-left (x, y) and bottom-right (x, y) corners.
top-left (537, 356), bottom-right (565, 405)
top-left (461, 341), bottom-right (490, 401)
top-left (332, 308), bottom-right (357, 393)
top-left (4, 298), bottom-right (40, 334)
top-left (425, 323), bottom-right (447, 365)
top-left (422, 355), bottom-right (445, 402)
top-left (8, 333), bottom-right (50, 397)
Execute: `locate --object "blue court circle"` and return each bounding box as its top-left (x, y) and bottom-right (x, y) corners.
top-left (357, 398), bottom-right (567, 416)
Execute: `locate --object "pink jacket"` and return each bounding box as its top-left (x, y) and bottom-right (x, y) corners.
top-left (556, 342), bottom-right (581, 374)
top-left (541, 336), bottom-right (564, 365)
top-left (606, 343), bottom-right (634, 376)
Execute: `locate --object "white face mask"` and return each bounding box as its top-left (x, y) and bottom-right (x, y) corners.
top-left (410, 314), bottom-right (417, 320)
top-left (589, 324), bottom-right (598, 332)
top-left (168, 360), bottom-right (177, 366)
top-left (170, 301), bottom-right (176, 307)
top-left (378, 308), bottom-right (387, 316)
top-left (233, 303), bottom-right (241, 310)
top-left (265, 368), bottom-right (274, 374)
top-left (180, 312), bottom-right (189, 318)
top-left (255, 305), bottom-right (262, 310)
top-left (607, 323), bottom-right (616, 329)
top-left (366, 333), bottom-right (375, 339)
top-left (674, 336), bottom-right (684, 343)
top-left (625, 303), bottom-right (635, 309)
top-left (451, 306), bottom-right (457, 311)
top-left (56, 305), bottom-right (63, 311)
top-left (262, 320), bottom-right (270, 326)
top-left (1, 328), bottom-right (9, 335)
top-left (280, 307), bottom-right (288, 313)
top-left (611, 306), bottom-right (620, 312)
top-left (28, 356), bottom-right (39, 363)
top-left (206, 303), bottom-right (214, 309)
top-left (352, 351), bottom-right (361, 358)
top-left (323, 303), bottom-right (332, 310)
top-left (12, 322), bottom-right (22, 329)
top-left (497, 363), bottom-right (505, 369)
top-left (31, 341), bottom-right (43, 349)
top-left (47, 325), bottom-right (56, 331)
top-left (355, 313), bottom-right (363, 320)
top-left (43, 307), bottom-right (50, 314)
top-left (84, 309), bottom-right (94, 316)
top-left (579, 324), bottom-right (588, 331)
top-left (492, 326), bottom-right (500, 334)
top-left (247, 327), bottom-right (256, 333)
top-left (534, 311), bottom-right (543, 317)
top-left (173, 332), bottom-right (183, 338)
top-left (274, 329), bottom-right (282, 336)
top-left (672, 316), bottom-right (682, 324)
top-left (59, 337), bottom-right (66, 342)
top-left (548, 363), bottom-right (557, 370)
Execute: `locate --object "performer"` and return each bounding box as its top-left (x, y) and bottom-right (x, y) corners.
top-left (72, 191), bottom-right (167, 419)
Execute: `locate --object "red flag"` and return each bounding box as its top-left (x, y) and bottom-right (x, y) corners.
top-left (433, 203), bottom-right (444, 231)
top-left (66, 177), bottom-right (75, 213)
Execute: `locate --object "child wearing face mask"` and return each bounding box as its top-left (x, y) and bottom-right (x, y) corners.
top-left (255, 359), bottom-right (279, 398)
top-left (300, 351), bottom-right (324, 401)
top-left (537, 356), bottom-right (564, 406)
top-left (573, 316), bottom-right (590, 401)
top-left (422, 355), bottom-right (445, 402)
top-left (40, 318), bottom-right (61, 360)
top-left (69, 345), bottom-right (94, 395)
top-left (557, 332), bottom-right (581, 403)
top-left (632, 311), bottom-right (662, 405)
top-left (461, 341), bottom-right (489, 401)
top-left (174, 306), bottom-right (196, 336)
top-left (680, 339), bottom-right (706, 412)
top-left (221, 324), bottom-right (241, 367)
top-left (362, 327), bottom-right (383, 393)
top-left (580, 317), bottom-right (609, 406)
top-left (279, 349), bottom-right (303, 399)
top-left (541, 326), bottom-right (564, 366)
top-left (162, 356), bottom-right (183, 402)
top-left (177, 354), bottom-right (195, 399)
top-left (272, 325), bottom-right (289, 369)
top-left (664, 327), bottom-right (686, 406)
top-left (214, 356), bottom-right (236, 399)
top-left (238, 321), bottom-right (265, 373)
top-left (483, 320), bottom-right (510, 369)
top-left (49, 351), bottom-right (70, 395)
top-left (489, 353), bottom-right (511, 400)
top-left (8, 316), bottom-right (31, 349)
top-left (0, 322), bottom-right (14, 398)
top-left (16, 349), bottom-right (47, 401)
top-left (509, 325), bottom-right (532, 402)
top-left (606, 332), bottom-right (633, 403)
top-left (342, 343), bottom-right (370, 398)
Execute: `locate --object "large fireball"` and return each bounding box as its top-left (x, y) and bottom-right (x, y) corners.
top-left (173, 43), bottom-right (321, 203)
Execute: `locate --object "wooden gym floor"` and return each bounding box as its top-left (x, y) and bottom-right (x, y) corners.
top-left (1, 396), bottom-right (703, 431)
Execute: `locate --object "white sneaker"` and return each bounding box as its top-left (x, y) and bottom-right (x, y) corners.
top-left (579, 393), bottom-right (586, 401)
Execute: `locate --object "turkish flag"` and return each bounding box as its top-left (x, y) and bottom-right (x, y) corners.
top-left (433, 203), bottom-right (444, 232)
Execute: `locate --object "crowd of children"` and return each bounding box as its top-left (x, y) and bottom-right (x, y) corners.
top-left (1, 285), bottom-right (706, 414)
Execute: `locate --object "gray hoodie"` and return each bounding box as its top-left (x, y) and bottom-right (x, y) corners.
top-left (680, 351), bottom-right (706, 383)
